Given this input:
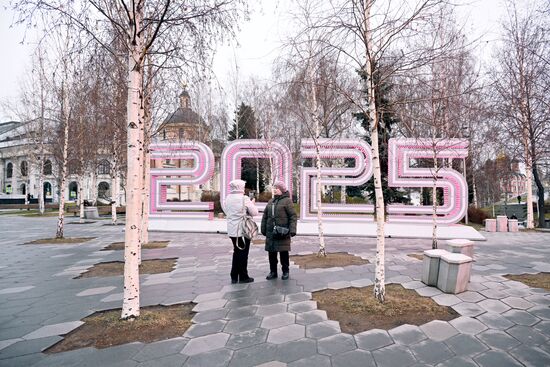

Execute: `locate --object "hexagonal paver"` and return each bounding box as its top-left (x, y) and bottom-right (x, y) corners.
top-left (274, 338), bottom-right (317, 363)
top-left (437, 356), bottom-right (478, 366)
top-left (478, 299), bottom-right (511, 314)
top-left (228, 343), bottom-right (278, 367)
top-left (419, 320), bottom-right (458, 341)
top-left (224, 316), bottom-right (262, 334)
top-left (501, 297), bottom-right (534, 310)
top-left (295, 310), bottom-right (327, 325)
top-left (256, 304), bottom-right (287, 317)
top-left (288, 301), bottom-right (317, 314)
top-left (317, 333), bottom-right (356, 356)
top-left (285, 292), bottom-right (311, 303)
top-left (261, 313), bottom-right (295, 329)
top-left (305, 320), bottom-right (340, 339)
top-left (22, 321), bottom-right (84, 340)
top-left (332, 349), bottom-right (376, 367)
top-left (474, 350), bottom-right (523, 367)
top-left (475, 312), bottom-right (516, 330)
top-left (388, 324), bottom-right (427, 345)
top-left (476, 329), bottom-right (521, 350)
top-left (509, 344), bottom-right (550, 367)
top-left (505, 325), bottom-right (548, 345)
top-left (479, 288), bottom-right (508, 299)
top-left (449, 316), bottom-right (488, 335)
top-left (225, 328), bottom-right (269, 350)
top-left (502, 309), bottom-right (541, 326)
top-left (432, 294), bottom-right (461, 306)
top-left (192, 299), bottom-right (227, 312)
top-left (415, 286), bottom-right (442, 297)
top-left (287, 354), bottom-right (331, 367)
top-left (372, 344), bottom-right (416, 367)
top-left (457, 291), bottom-right (486, 303)
top-left (444, 334), bottom-right (489, 356)
top-left (185, 347), bottom-right (233, 367)
top-left (193, 291), bottom-right (224, 303)
top-left (409, 339), bottom-right (454, 365)
top-left (401, 281), bottom-right (424, 290)
top-left (350, 279), bottom-right (373, 288)
top-left (328, 281), bottom-right (351, 289)
top-left (184, 320), bottom-right (226, 338)
top-left (452, 302), bottom-right (486, 317)
top-left (529, 305), bottom-right (550, 320)
top-left (355, 329), bottom-right (393, 351)
top-left (192, 308), bottom-right (229, 323)
top-left (267, 324), bottom-right (305, 344)
top-left (181, 333), bottom-right (230, 356)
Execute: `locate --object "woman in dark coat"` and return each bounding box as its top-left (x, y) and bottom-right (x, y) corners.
top-left (261, 180), bottom-right (297, 280)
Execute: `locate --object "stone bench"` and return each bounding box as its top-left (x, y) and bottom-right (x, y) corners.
top-left (84, 206), bottom-right (99, 219)
top-left (446, 239), bottom-right (474, 259)
top-left (508, 219), bottom-right (519, 232)
top-left (485, 219), bottom-right (496, 232)
top-left (437, 252), bottom-right (473, 294)
top-left (422, 249), bottom-right (448, 287)
top-left (496, 215), bottom-right (508, 232)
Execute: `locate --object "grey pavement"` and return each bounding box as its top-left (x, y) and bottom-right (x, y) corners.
top-left (1, 215), bottom-right (550, 366)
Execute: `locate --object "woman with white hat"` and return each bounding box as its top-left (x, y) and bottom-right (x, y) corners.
top-left (224, 179), bottom-right (258, 283)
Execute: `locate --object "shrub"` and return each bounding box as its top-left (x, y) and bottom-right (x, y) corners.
top-left (468, 207), bottom-right (488, 225)
top-left (200, 190), bottom-right (222, 214)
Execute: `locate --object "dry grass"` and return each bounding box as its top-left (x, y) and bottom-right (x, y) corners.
top-left (75, 258), bottom-right (177, 278)
top-left (504, 273), bottom-right (550, 291)
top-left (313, 284), bottom-right (458, 334)
top-left (102, 241), bottom-right (170, 251)
top-left (25, 237), bottom-right (95, 245)
top-left (45, 304), bottom-right (195, 353)
top-left (290, 252), bottom-right (369, 269)
top-left (407, 253), bottom-right (424, 261)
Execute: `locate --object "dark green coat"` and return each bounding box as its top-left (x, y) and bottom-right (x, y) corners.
top-left (261, 191), bottom-right (297, 252)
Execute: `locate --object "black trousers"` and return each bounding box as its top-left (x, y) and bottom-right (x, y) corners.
top-left (230, 237), bottom-right (251, 281)
top-left (269, 251), bottom-right (289, 274)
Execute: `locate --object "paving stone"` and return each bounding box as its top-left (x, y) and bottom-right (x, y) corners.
top-left (476, 329), bottom-right (521, 350)
top-left (295, 310), bottom-right (327, 325)
top-left (0, 335), bottom-right (63, 359)
top-left (79, 343), bottom-right (144, 367)
top-left (410, 339), bottom-right (454, 365)
top-left (501, 296), bottom-right (534, 310)
top-left (22, 321), bottom-right (83, 340)
top-left (350, 278), bottom-right (373, 288)
top-left (372, 344), bottom-right (417, 367)
top-left (533, 320), bottom-right (550, 338)
top-left (317, 333), bottom-right (356, 356)
top-left (480, 288), bottom-right (509, 299)
top-left (256, 362), bottom-right (287, 367)
top-left (355, 329), bottom-right (394, 351)
top-left (451, 302), bottom-right (486, 317)
top-left (0, 338), bottom-right (21, 352)
top-left (478, 299), bottom-right (511, 314)
top-left (136, 354), bottom-right (186, 367)
top-left (76, 286), bottom-right (116, 297)
top-left (226, 305), bottom-right (258, 320)
top-left (305, 320), bottom-right (341, 339)
top-left (180, 333), bottom-right (229, 356)
top-left (476, 312), bottom-right (516, 330)
top-left (192, 308), bottom-right (229, 323)
top-left (331, 349), bottom-right (376, 367)
top-left (228, 342), bottom-right (278, 367)
top-left (225, 328), bottom-right (269, 350)
top-left (0, 352), bottom-right (43, 367)
top-left (0, 286), bottom-right (35, 295)
top-left (267, 324), bottom-right (305, 344)
top-left (474, 350), bottom-right (523, 367)
top-left (449, 316), bottom-right (488, 335)
top-left (436, 356), bottom-right (478, 367)
top-left (420, 320), bottom-right (458, 341)
top-left (223, 316), bottom-right (262, 334)
top-left (285, 292), bottom-right (311, 303)
top-left (444, 333), bottom-right (488, 356)
top-left (184, 320), bottom-right (227, 338)
top-left (287, 301), bottom-right (317, 313)
top-left (402, 280), bottom-right (425, 290)
top-left (528, 305), bottom-right (550, 320)
top-left (184, 347), bottom-right (233, 367)
top-left (261, 313), bottom-right (295, 329)
top-left (509, 344), bottom-right (550, 367)
top-left (191, 299), bottom-right (227, 312)
top-left (502, 309), bottom-right (541, 326)
top-left (275, 338), bottom-right (317, 363)
top-left (132, 338), bottom-right (189, 362)
top-left (192, 291), bottom-right (224, 303)
top-left (465, 282), bottom-right (487, 292)
top-left (525, 294), bottom-right (550, 306)
top-left (432, 294), bottom-right (461, 306)
top-left (388, 324), bottom-right (427, 345)
top-left (257, 294), bottom-right (285, 306)
top-left (256, 304), bottom-right (287, 317)
top-left (288, 354), bottom-right (331, 367)
top-left (505, 325), bottom-right (548, 345)
top-left (415, 286), bottom-right (442, 297)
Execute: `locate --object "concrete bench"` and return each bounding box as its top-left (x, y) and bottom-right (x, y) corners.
top-left (485, 219), bottom-right (496, 232)
top-left (446, 239), bottom-right (474, 259)
top-left (508, 219), bottom-right (519, 232)
top-left (84, 207), bottom-right (99, 219)
top-left (437, 252), bottom-right (473, 294)
top-left (496, 215), bottom-right (508, 232)
top-left (422, 249), bottom-right (448, 287)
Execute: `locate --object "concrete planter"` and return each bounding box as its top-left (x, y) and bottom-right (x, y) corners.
top-left (84, 206), bottom-right (99, 219)
top-left (422, 249), bottom-right (448, 287)
top-left (446, 239), bottom-right (474, 259)
top-left (437, 252), bottom-right (473, 294)
top-left (508, 219), bottom-right (519, 232)
top-left (496, 215), bottom-right (508, 232)
top-left (485, 219), bottom-right (496, 232)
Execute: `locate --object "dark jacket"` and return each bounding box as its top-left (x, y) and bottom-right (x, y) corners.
top-left (261, 191), bottom-right (297, 252)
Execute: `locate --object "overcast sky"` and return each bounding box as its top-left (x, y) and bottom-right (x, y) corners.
top-left (0, 0), bottom-right (507, 121)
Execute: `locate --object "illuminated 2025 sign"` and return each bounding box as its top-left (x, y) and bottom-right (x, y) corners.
top-left (149, 138), bottom-right (468, 224)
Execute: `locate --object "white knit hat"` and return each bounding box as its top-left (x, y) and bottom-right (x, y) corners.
top-left (229, 179), bottom-right (246, 193)
top-left (274, 180), bottom-right (287, 192)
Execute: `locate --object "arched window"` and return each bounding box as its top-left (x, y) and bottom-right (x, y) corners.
top-left (6, 162), bottom-right (13, 178)
top-left (5, 184), bottom-right (12, 194)
top-left (98, 181), bottom-right (110, 199)
top-left (98, 160), bottom-right (111, 175)
top-left (44, 182), bottom-right (52, 197)
top-left (21, 161), bottom-right (28, 177)
top-left (20, 183), bottom-right (26, 195)
top-left (69, 181), bottom-right (78, 200)
top-left (43, 160), bottom-right (53, 175)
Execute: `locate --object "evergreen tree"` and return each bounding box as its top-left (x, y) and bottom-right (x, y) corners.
top-left (352, 66), bottom-right (409, 207)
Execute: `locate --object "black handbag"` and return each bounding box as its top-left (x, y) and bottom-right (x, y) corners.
top-left (271, 200), bottom-right (289, 238)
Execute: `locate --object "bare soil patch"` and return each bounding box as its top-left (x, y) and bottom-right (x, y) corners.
top-left (102, 241), bottom-right (170, 251)
top-left (407, 253), bottom-right (424, 261)
top-left (68, 221), bottom-right (96, 225)
top-left (290, 252), bottom-right (369, 269)
top-left (75, 258), bottom-right (177, 278)
top-left (24, 237), bottom-right (95, 245)
top-left (504, 272), bottom-right (550, 291)
top-left (45, 303), bottom-right (195, 353)
top-left (313, 284), bottom-right (458, 334)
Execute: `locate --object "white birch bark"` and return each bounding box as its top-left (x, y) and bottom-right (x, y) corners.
top-left (56, 86), bottom-right (70, 239)
top-left (79, 176), bottom-right (85, 223)
top-left (121, 6), bottom-right (144, 319)
top-left (473, 175), bottom-right (478, 208)
top-left (111, 130), bottom-right (119, 224)
top-left (364, 0), bottom-right (385, 303)
top-left (523, 133), bottom-right (534, 229)
top-left (431, 151), bottom-right (438, 249)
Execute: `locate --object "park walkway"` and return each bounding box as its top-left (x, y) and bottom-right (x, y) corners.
top-left (0, 216), bottom-right (549, 366)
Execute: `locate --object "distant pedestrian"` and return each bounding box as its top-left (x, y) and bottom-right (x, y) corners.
top-left (261, 181), bottom-right (297, 280)
top-left (224, 179), bottom-right (258, 284)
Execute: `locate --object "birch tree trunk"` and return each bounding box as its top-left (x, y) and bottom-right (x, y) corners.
top-left (56, 89), bottom-right (70, 239)
top-left (79, 176), bottom-right (85, 223)
top-left (473, 175), bottom-right (478, 208)
top-left (122, 6), bottom-right (145, 320)
top-left (365, 0), bottom-right (386, 303)
top-left (111, 130), bottom-right (119, 225)
top-left (431, 153), bottom-right (438, 249)
top-left (141, 147), bottom-right (150, 246)
top-left (38, 160), bottom-right (45, 215)
top-left (523, 132), bottom-right (534, 229)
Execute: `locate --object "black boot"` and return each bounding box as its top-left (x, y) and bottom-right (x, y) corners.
top-left (266, 272), bottom-right (278, 280)
top-left (239, 277), bottom-right (254, 283)
top-left (282, 272), bottom-right (289, 280)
